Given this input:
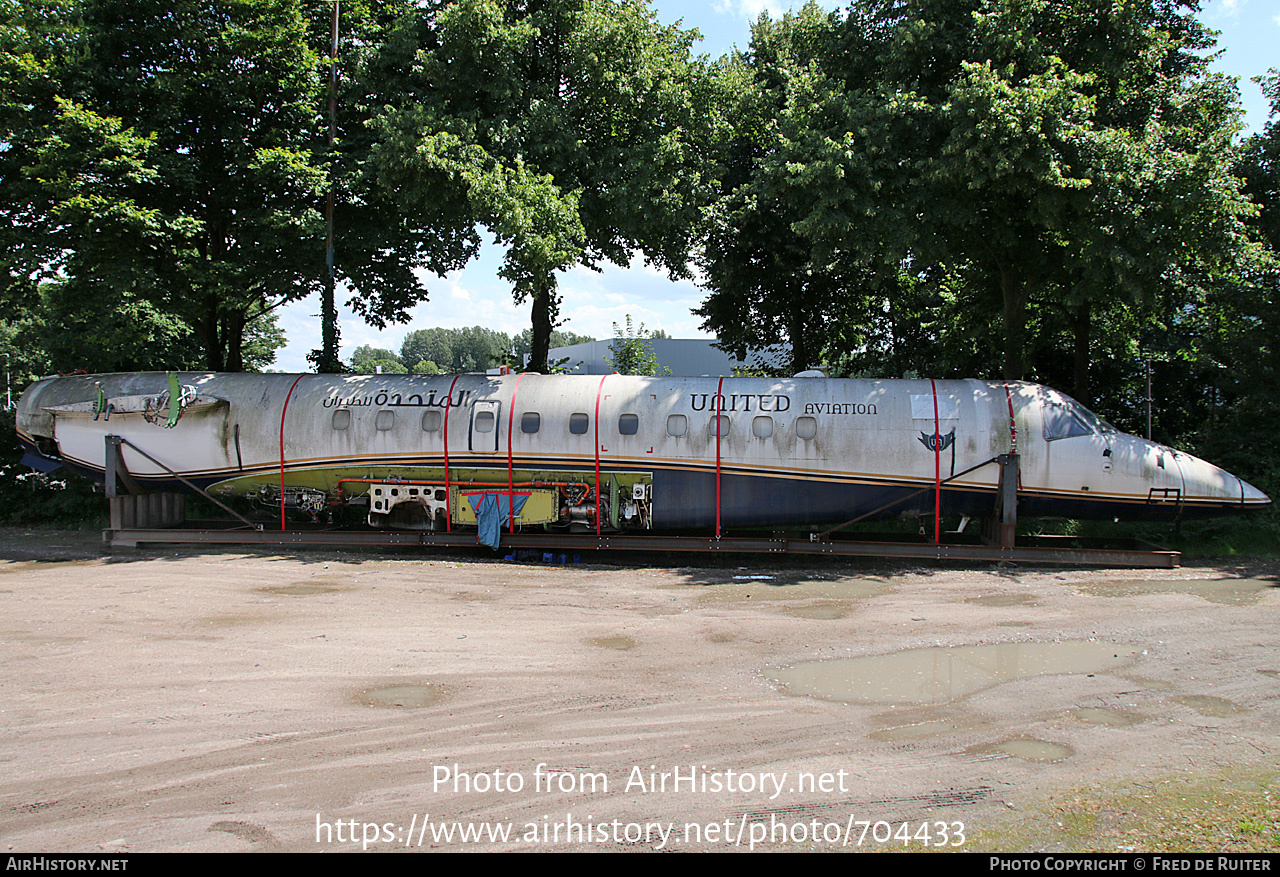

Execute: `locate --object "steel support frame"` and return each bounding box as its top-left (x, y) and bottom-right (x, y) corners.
top-left (103, 526), bottom-right (1180, 568)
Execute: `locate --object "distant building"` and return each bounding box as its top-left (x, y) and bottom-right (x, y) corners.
top-left (544, 339), bottom-right (788, 376)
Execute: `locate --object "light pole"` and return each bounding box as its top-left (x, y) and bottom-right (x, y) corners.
top-left (1146, 359), bottom-right (1152, 441)
top-left (319, 0), bottom-right (342, 373)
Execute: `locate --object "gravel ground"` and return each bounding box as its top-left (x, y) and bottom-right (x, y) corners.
top-left (0, 528), bottom-right (1276, 852)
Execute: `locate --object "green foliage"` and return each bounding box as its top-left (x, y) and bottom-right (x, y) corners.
top-left (354, 357), bottom-right (408, 375)
top-left (0, 0), bottom-right (381, 373)
top-left (369, 0), bottom-right (716, 372)
top-left (28, 0), bottom-right (328, 371)
top-left (400, 326), bottom-right (511, 373)
top-left (349, 345), bottom-right (404, 372)
top-left (0, 409), bottom-right (103, 525)
top-left (606, 315), bottom-right (668, 376)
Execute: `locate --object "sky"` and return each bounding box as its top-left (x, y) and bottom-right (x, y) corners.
top-left (271, 0), bottom-right (1279, 372)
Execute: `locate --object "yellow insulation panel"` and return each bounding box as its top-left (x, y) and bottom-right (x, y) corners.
top-left (450, 486), bottom-right (559, 526)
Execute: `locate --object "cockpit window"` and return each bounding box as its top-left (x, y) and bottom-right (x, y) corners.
top-left (1038, 389), bottom-right (1118, 441)
top-left (1072, 404), bottom-right (1117, 435)
top-left (1043, 403), bottom-right (1095, 441)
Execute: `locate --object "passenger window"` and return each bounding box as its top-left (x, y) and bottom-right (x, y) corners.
top-left (618, 413), bottom-right (639, 435)
top-left (795, 416), bottom-right (817, 440)
top-left (332, 409), bottom-right (351, 430)
top-left (375, 410), bottom-right (395, 431)
top-left (521, 412), bottom-right (541, 434)
top-left (569, 413), bottom-right (589, 435)
top-left (666, 414), bottom-right (687, 437)
top-left (752, 416), bottom-right (773, 438)
top-left (421, 410), bottom-right (442, 432)
top-left (474, 410), bottom-right (495, 433)
top-left (709, 415), bottom-right (730, 437)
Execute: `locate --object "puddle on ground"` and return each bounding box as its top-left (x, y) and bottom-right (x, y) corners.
top-left (588, 636), bottom-right (636, 651)
top-left (682, 577), bottom-right (891, 604)
top-left (968, 738), bottom-right (1075, 763)
top-left (1256, 669), bottom-right (1279, 679)
top-left (356, 684), bottom-right (448, 709)
top-left (707, 632), bottom-right (737, 643)
top-left (779, 601), bottom-right (853, 620)
top-left (965, 594), bottom-right (1036, 607)
top-left (1120, 675), bottom-right (1172, 691)
top-left (767, 641), bottom-right (1142, 705)
top-left (1068, 707), bottom-right (1148, 727)
top-left (1175, 695), bottom-right (1247, 717)
top-left (257, 579), bottom-right (351, 596)
top-left (997, 621), bottom-right (1033, 628)
top-left (1069, 577), bottom-right (1278, 606)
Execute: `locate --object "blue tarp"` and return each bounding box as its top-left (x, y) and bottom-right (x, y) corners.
top-left (465, 492), bottom-right (530, 551)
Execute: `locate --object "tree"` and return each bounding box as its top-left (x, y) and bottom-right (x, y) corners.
top-left (606, 314), bottom-right (667, 375)
top-left (696, 4), bottom-right (915, 376)
top-left (510, 327), bottom-right (594, 365)
top-left (1180, 69), bottom-right (1280, 506)
top-left (400, 326), bottom-right (510, 373)
top-left (369, 0), bottom-right (717, 372)
top-left (15, 0), bottom-right (325, 372)
top-left (700, 0), bottom-right (1259, 399)
top-left (7, 0), bottom-right (456, 375)
top-left (349, 345), bottom-right (404, 372)
top-left (315, 0), bottom-right (482, 372)
top-left (0, 0), bottom-right (78, 320)
top-left (861, 0), bottom-right (1253, 387)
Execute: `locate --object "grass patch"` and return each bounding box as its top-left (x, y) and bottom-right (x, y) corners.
top-left (965, 766), bottom-right (1280, 853)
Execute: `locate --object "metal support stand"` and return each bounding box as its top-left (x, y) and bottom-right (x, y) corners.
top-left (104, 435), bottom-right (145, 498)
top-left (103, 435), bottom-right (189, 530)
top-left (983, 453), bottom-right (1019, 549)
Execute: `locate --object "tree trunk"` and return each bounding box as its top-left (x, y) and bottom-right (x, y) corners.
top-left (1072, 300), bottom-right (1091, 405)
top-left (223, 311), bottom-right (246, 373)
top-left (528, 278), bottom-right (554, 374)
top-left (202, 293), bottom-right (224, 371)
top-left (997, 257), bottom-right (1026, 381)
top-left (788, 293), bottom-right (809, 375)
top-left (318, 266), bottom-right (342, 373)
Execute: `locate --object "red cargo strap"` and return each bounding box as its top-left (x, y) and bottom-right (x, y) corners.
top-left (930, 378), bottom-right (940, 545)
top-left (442, 374), bottom-right (461, 533)
top-left (594, 374), bottom-right (608, 535)
top-left (279, 375), bottom-right (304, 531)
top-left (715, 376), bottom-right (724, 540)
top-left (507, 372), bottom-right (526, 535)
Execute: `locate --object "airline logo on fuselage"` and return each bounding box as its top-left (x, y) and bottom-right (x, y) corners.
top-left (321, 390), bottom-right (473, 409)
top-left (689, 393), bottom-right (789, 412)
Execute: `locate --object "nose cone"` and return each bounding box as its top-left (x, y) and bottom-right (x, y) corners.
top-left (1177, 452), bottom-right (1271, 514)
top-left (1239, 476), bottom-right (1271, 509)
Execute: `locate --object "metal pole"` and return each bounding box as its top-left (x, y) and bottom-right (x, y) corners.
top-left (1146, 359), bottom-right (1152, 441)
top-left (320, 1), bottom-right (341, 372)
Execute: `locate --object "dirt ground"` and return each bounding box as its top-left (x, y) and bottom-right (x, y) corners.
top-left (0, 527), bottom-right (1276, 853)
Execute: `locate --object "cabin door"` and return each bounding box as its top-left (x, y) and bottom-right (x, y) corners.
top-left (469, 400), bottom-right (501, 453)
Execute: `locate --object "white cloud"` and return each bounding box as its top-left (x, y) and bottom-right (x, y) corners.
top-left (1201, 0), bottom-right (1246, 23)
top-left (712, 0), bottom-right (839, 22)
